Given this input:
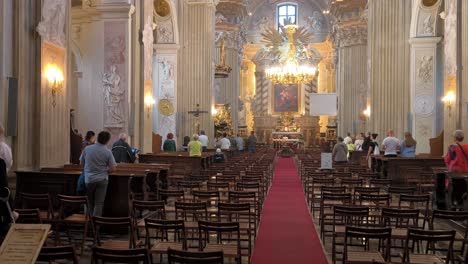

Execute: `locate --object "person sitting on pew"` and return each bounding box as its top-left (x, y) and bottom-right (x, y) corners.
top-left (188, 134), bottom-right (202, 157)
top-left (112, 133), bottom-right (136, 163)
top-left (82, 130), bottom-right (96, 150)
top-left (80, 131), bottom-right (117, 217)
top-left (400, 132), bottom-right (417, 158)
top-left (214, 148), bottom-right (225, 163)
top-left (163, 133), bottom-right (177, 152)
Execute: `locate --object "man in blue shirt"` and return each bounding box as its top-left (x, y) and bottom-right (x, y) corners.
top-left (80, 131), bottom-right (117, 216)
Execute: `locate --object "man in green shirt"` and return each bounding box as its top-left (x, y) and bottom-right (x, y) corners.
top-left (188, 134), bottom-right (202, 157)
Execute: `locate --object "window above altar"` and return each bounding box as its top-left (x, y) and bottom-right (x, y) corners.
top-left (277, 3), bottom-right (297, 30)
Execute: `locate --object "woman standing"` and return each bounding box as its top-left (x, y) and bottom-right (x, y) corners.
top-left (163, 133), bottom-right (177, 152)
top-left (188, 134), bottom-right (202, 157)
top-left (400, 132), bottom-right (417, 158)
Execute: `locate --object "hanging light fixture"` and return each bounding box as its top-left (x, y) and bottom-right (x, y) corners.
top-left (265, 25), bottom-right (317, 85)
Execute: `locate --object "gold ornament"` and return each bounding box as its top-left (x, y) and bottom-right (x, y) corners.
top-left (158, 99), bottom-right (174, 116)
top-left (154, 0), bottom-right (171, 17)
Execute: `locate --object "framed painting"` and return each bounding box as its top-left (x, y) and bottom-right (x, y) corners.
top-left (272, 83), bottom-right (300, 114)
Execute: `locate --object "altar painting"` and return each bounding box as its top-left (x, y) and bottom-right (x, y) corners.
top-left (273, 83), bottom-right (299, 113)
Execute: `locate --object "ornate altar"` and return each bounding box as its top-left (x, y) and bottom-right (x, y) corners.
top-left (272, 131), bottom-right (304, 154)
top-left (213, 104), bottom-right (233, 136)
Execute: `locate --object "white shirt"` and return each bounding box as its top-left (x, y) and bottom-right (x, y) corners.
top-left (219, 137), bottom-right (231, 150)
top-left (198, 135), bottom-right (209, 147)
top-left (382, 136), bottom-right (400, 155)
top-left (343, 136), bottom-right (352, 145)
top-left (0, 141), bottom-right (13, 172)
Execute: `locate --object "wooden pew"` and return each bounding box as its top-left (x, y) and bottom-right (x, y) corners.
top-left (15, 164), bottom-right (171, 217)
top-left (139, 152), bottom-right (215, 174)
top-left (371, 155), bottom-right (445, 185)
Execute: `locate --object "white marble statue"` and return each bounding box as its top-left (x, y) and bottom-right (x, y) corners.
top-left (254, 16), bottom-right (272, 34)
top-left (142, 16), bottom-right (155, 80)
top-left (103, 65), bottom-right (124, 126)
top-left (36, 0), bottom-right (66, 47)
top-left (307, 11), bottom-right (323, 33)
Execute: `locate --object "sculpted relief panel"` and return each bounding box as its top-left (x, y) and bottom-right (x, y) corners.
top-left (143, 16), bottom-right (155, 80)
top-left (156, 55), bottom-right (177, 140)
top-left (103, 22), bottom-right (127, 129)
top-left (37, 0), bottom-right (67, 48)
top-left (156, 19), bottom-right (174, 44)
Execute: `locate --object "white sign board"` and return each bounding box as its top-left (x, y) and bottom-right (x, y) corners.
top-left (320, 153), bottom-right (333, 170)
top-left (310, 93), bottom-right (337, 116)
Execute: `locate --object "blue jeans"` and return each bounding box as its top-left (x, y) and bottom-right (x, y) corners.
top-left (86, 180), bottom-right (108, 217)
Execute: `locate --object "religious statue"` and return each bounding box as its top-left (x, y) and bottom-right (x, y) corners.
top-left (254, 16), bottom-right (272, 34)
top-left (36, 0), bottom-right (66, 47)
top-left (307, 11), bottom-right (323, 33)
top-left (103, 65), bottom-right (124, 127)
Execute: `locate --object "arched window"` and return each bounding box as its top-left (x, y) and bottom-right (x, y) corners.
top-left (277, 3), bottom-right (297, 29)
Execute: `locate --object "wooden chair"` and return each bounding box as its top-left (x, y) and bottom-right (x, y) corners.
top-left (18, 192), bottom-right (55, 222)
top-left (144, 219), bottom-right (186, 262)
top-left (305, 177), bottom-right (334, 216)
top-left (131, 200), bottom-right (166, 239)
top-left (353, 187), bottom-right (380, 204)
top-left (92, 247), bottom-right (151, 264)
top-left (218, 202), bottom-right (254, 259)
top-left (56, 194), bottom-right (91, 254)
top-left (381, 207), bottom-right (419, 253)
top-left (332, 205), bottom-right (370, 264)
top-left (369, 179), bottom-right (392, 188)
top-left (402, 229), bottom-right (456, 264)
top-left (398, 194), bottom-right (431, 229)
top-left (320, 192), bottom-right (352, 242)
top-left (228, 191), bottom-right (260, 224)
top-left (357, 193), bottom-right (390, 221)
top-left (36, 246), bottom-right (79, 264)
top-left (192, 190), bottom-right (221, 209)
top-left (167, 248), bottom-right (224, 264)
top-left (343, 226), bottom-right (392, 263)
top-left (175, 201), bottom-right (208, 243)
top-left (15, 208), bottom-right (42, 224)
top-left (93, 216), bottom-right (136, 250)
top-left (431, 210), bottom-right (468, 258)
top-left (198, 220), bottom-right (241, 264)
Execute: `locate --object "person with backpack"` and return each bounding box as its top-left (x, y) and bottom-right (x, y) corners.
top-left (444, 130), bottom-right (468, 209)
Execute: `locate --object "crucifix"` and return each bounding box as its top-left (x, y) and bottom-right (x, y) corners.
top-left (188, 103), bottom-right (209, 134)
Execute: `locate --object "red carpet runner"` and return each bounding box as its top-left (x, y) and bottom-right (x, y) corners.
top-left (251, 157), bottom-right (328, 264)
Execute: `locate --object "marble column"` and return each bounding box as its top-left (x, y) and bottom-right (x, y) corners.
top-left (240, 60), bottom-right (256, 132)
top-left (336, 43), bottom-right (367, 137)
top-left (12, 0), bottom-right (41, 170)
top-left (177, 0), bottom-right (216, 141)
top-left (0, 0), bottom-right (14, 136)
top-left (368, 0), bottom-right (412, 138)
top-left (214, 31), bottom-right (242, 133)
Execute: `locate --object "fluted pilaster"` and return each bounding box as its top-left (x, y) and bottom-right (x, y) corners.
top-left (337, 44), bottom-right (367, 136)
top-left (177, 0), bottom-right (215, 140)
top-left (368, 0), bottom-right (412, 138)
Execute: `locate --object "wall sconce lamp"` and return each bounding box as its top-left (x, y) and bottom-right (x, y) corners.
top-left (211, 106), bottom-right (218, 116)
top-left (363, 106), bottom-right (371, 119)
top-left (144, 93), bottom-right (156, 118)
top-left (45, 63), bottom-right (64, 108)
top-left (442, 91), bottom-right (456, 116)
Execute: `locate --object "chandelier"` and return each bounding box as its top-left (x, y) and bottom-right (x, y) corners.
top-left (265, 25), bottom-right (317, 84)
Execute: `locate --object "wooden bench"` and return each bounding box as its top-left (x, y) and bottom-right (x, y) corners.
top-left (371, 155), bottom-right (444, 185)
top-left (139, 152), bottom-right (215, 174)
top-left (15, 164), bottom-right (170, 217)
